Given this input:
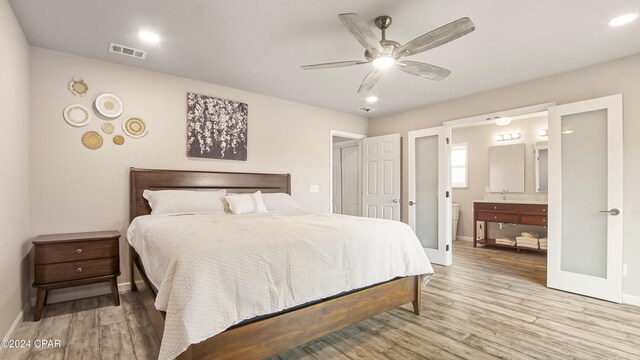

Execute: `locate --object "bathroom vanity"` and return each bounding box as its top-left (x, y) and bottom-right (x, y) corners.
top-left (473, 200), bottom-right (547, 252)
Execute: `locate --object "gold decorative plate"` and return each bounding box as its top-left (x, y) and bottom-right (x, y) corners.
top-left (101, 122), bottom-right (115, 134)
top-left (68, 79), bottom-right (89, 96)
top-left (63, 104), bottom-right (91, 127)
top-left (123, 117), bottom-right (148, 138)
top-left (81, 131), bottom-right (103, 150)
top-left (113, 135), bottom-right (125, 145)
top-left (95, 93), bottom-right (123, 118)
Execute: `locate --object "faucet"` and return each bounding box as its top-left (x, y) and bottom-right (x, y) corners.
top-left (501, 189), bottom-right (508, 200)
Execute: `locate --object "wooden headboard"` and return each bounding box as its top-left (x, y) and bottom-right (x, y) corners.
top-left (129, 168), bottom-right (291, 221)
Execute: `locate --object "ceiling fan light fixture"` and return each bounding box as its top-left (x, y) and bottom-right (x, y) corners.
top-left (608, 13), bottom-right (639, 27)
top-left (372, 56), bottom-right (395, 69)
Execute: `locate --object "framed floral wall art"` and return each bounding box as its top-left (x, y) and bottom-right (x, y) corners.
top-left (187, 92), bottom-right (248, 160)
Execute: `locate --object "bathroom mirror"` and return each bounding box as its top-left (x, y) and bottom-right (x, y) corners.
top-left (489, 143), bottom-right (525, 192)
top-left (534, 142), bottom-right (548, 192)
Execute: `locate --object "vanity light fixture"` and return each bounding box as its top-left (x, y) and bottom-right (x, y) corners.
top-left (537, 129), bottom-right (548, 137)
top-left (608, 13), bottom-right (639, 27)
top-left (495, 132), bottom-right (521, 142)
top-left (495, 117), bottom-right (512, 126)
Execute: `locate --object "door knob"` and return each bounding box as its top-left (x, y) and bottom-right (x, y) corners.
top-left (392, 199), bottom-right (399, 203)
top-left (409, 201), bottom-right (416, 206)
top-left (600, 208), bottom-right (620, 216)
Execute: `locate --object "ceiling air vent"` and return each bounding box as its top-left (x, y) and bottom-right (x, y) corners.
top-left (109, 43), bottom-right (147, 59)
top-left (359, 107), bottom-right (376, 113)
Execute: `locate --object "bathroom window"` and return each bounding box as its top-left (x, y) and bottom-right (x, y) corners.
top-left (451, 143), bottom-right (468, 188)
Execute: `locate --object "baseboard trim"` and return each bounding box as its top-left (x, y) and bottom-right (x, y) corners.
top-left (0, 302), bottom-right (28, 354)
top-left (456, 236), bottom-right (473, 242)
top-left (623, 294), bottom-right (640, 307)
top-left (29, 282), bottom-right (131, 307)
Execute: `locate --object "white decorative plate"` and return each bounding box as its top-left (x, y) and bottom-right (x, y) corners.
top-left (63, 104), bottom-right (91, 127)
top-left (123, 117), bottom-right (148, 138)
top-left (95, 93), bottom-right (123, 118)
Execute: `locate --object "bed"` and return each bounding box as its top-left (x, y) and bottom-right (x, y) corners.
top-left (128, 168), bottom-right (433, 360)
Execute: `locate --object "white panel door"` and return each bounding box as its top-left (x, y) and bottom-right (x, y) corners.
top-left (408, 127), bottom-right (451, 266)
top-left (362, 134), bottom-right (401, 220)
top-left (341, 144), bottom-right (360, 216)
top-left (548, 94), bottom-right (623, 303)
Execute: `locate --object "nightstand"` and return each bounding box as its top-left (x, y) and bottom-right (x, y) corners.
top-left (32, 230), bottom-right (121, 321)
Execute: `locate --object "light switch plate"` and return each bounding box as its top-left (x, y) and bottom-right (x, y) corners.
top-left (309, 185), bottom-right (319, 193)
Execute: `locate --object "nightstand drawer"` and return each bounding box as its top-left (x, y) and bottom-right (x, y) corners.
top-left (34, 257), bottom-right (119, 284)
top-left (34, 239), bottom-right (118, 265)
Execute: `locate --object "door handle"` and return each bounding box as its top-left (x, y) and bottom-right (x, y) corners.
top-left (600, 208), bottom-right (620, 216)
top-left (392, 199), bottom-right (399, 203)
top-left (409, 201), bottom-right (416, 206)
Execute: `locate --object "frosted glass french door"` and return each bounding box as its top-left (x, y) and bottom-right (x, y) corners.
top-left (408, 127), bottom-right (451, 266)
top-left (547, 94), bottom-right (623, 303)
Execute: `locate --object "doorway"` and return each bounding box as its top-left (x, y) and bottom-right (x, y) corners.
top-left (408, 98), bottom-right (624, 302)
top-left (329, 131), bottom-right (401, 220)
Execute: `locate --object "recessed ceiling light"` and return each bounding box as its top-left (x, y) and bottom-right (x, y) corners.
top-left (366, 96), bottom-right (379, 103)
top-left (608, 13), bottom-right (639, 27)
top-left (139, 30), bottom-right (161, 44)
top-left (495, 117), bottom-right (512, 126)
top-left (372, 56), bottom-right (395, 69)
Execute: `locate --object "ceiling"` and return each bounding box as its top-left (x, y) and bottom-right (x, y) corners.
top-left (10, 0), bottom-right (640, 117)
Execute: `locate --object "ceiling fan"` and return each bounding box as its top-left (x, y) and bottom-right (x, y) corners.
top-left (301, 13), bottom-right (475, 93)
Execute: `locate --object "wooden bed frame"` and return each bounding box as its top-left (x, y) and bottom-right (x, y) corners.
top-left (128, 167), bottom-right (423, 360)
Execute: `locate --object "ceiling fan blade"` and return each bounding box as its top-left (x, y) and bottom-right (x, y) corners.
top-left (357, 70), bottom-right (382, 93)
top-left (397, 61), bottom-right (451, 81)
top-left (396, 17), bottom-right (475, 58)
top-left (339, 13), bottom-right (382, 55)
top-left (301, 60), bottom-right (368, 70)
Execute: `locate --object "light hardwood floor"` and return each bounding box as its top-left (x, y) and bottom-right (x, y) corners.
top-left (4, 241), bottom-right (640, 359)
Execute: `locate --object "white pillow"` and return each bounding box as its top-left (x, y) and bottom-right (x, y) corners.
top-left (143, 189), bottom-right (227, 215)
top-left (226, 191), bottom-right (268, 215)
top-left (261, 193), bottom-right (302, 211)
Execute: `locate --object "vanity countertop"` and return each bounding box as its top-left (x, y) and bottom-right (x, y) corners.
top-left (473, 199), bottom-right (548, 205)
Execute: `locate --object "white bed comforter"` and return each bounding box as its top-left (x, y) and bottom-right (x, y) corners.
top-left (127, 211), bottom-right (434, 360)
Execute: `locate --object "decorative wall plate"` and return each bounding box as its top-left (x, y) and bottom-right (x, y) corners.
top-left (101, 122), bottom-right (115, 134)
top-left (68, 79), bottom-right (89, 96)
top-left (81, 131), bottom-right (103, 150)
top-left (63, 104), bottom-right (91, 127)
top-left (123, 117), bottom-right (148, 138)
top-left (113, 135), bottom-right (125, 145)
top-left (95, 93), bottom-right (123, 118)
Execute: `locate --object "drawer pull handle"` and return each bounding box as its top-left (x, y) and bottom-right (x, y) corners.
top-left (76, 248), bottom-right (82, 254)
top-left (494, 216), bottom-right (498, 219)
top-left (494, 206), bottom-right (497, 210)
top-left (77, 267), bottom-right (83, 273)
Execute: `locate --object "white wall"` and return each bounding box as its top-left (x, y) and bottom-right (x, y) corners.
top-left (452, 115), bottom-right (548, 238)
top-left (369, 53), bottom-right (640, 299)
top-left (29, 47), bottom-right (368, 298)
top-left (0, 0), bottom-right (30, 339)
